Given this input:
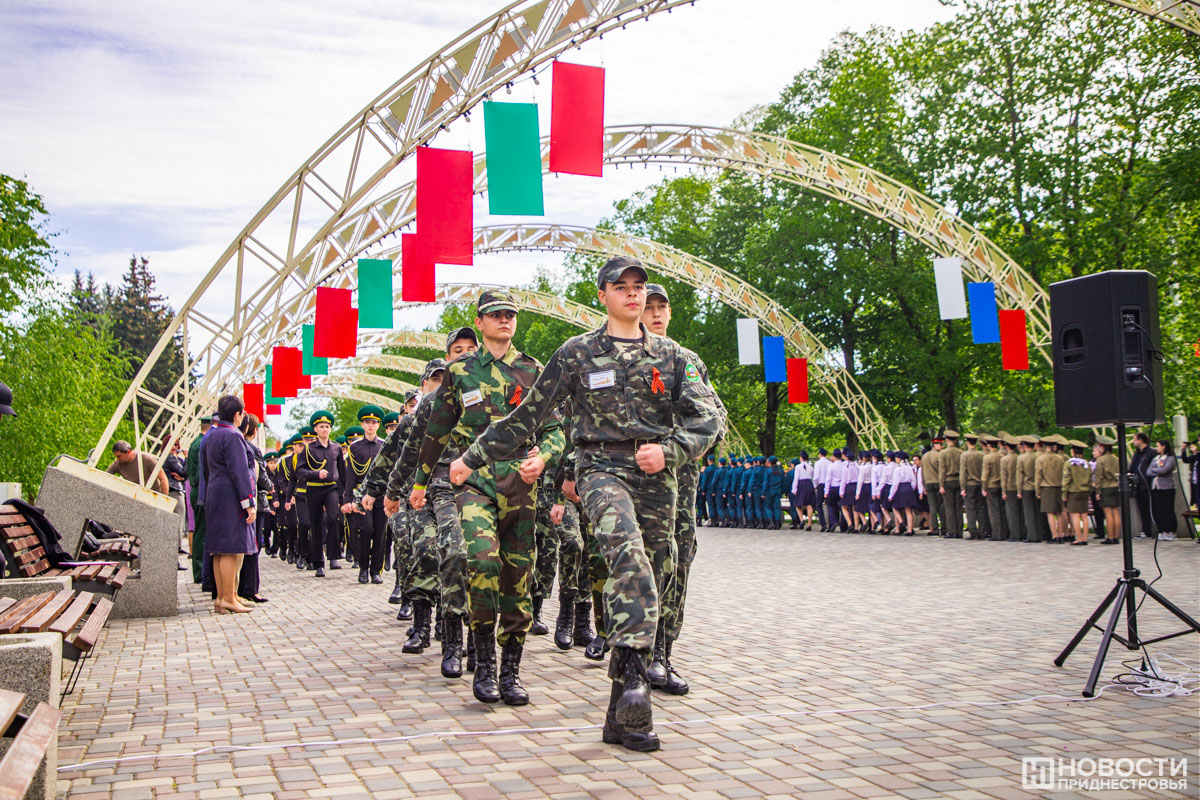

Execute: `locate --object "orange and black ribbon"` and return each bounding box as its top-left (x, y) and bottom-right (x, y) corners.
top-left (509, 384), bottom-right (523, 405)
top-left (651, 367), bottom-right (665, 394)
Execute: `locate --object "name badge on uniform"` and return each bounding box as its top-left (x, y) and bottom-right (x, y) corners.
top-left (462, 389), bottom-right (484, 407)
top-left (587, 370), bottom-right (616, 390)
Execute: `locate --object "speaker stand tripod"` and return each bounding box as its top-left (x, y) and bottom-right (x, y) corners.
top-left (1054, 423), bottom-right (1200, 697)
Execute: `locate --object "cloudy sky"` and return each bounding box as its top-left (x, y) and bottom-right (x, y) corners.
top-left (2, 0), bottom-right (958, 324)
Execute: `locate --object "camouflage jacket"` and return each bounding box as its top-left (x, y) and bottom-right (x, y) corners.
top-left (416, 345), bottom-right (565, 485)
top-left (387, 389), bottom-right (453, 498)
top-left (463, 323), bottom-right (722, 472)
top-left (356, 412), bottom-right (415, 503)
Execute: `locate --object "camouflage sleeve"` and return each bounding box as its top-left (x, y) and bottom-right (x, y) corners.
top-left (462, 346), bottom-right (572, 471)
top-left (356, 422), bottom-right (404, 502)
top-left (662, 348), bottom-right (723, 470)
top-left (415, 371), bottom-right (462, 486)
top-left (388, 396), bottom-right (434, 499)
top-left (533, 413), bottom-right (566, 471)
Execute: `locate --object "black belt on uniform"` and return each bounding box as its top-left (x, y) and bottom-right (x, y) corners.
top-left (578, 439), bottom-right (660, 454)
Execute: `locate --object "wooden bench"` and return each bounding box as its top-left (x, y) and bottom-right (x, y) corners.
top-left (0, 688), bottom-right (61, 800)
top-left (0, 590), bottom-right (114, 695)
top-left (0, 512), bottom-right (129, 598)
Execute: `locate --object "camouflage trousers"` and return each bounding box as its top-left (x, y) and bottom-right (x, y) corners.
top-left (663, 459), bottom-right (700, 642)
top-left (406, 489), bottom-right (446, 604)
top-left (576, 449), bottom-right (678, 657)
top-left (532, 491), bottom-right (586, 600)
top-left (585, 511), bottom-right (607, 635)
top-left (390, 507), bottom-right (412, 589)
top-left (430, 466), bottom-right (468, 616)
top-left (455, 461), bottom-right (537, 645)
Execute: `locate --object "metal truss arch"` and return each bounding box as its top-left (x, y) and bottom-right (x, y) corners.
top-left (90, 0), bottom-right (692, 467)
top-left (332, 354), bottom-right (429, 377)
top-left (1098, 0), bottom-right (1200, 34)
top-left (298, 386), bottom-right (406, 412)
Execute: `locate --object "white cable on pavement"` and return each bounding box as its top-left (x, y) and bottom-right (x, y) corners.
top-left (54, 664), bottom-right (1198, 774)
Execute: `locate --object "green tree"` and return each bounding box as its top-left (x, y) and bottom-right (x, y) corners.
top-left (0, 175), bottom-right (54, 314)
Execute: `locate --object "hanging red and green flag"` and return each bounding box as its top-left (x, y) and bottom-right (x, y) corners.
top-left (550, 61), bottom-right (604, 176)
top-left (264, 365), bottom-right (286, 406)
top-left (242, 383), bottom-right (265, 420)
top-left (271, 346), bottom-right (302, 398)
top-left (416, 146), bottom-right (473, 265)
top-left (401, 233), bottom-right (435, 302)
top-left (302, 324), bottom-right (328, 376)
top-left (483, 101), bottom-right (544, 215)
top-left (357, 258), bottom-right (394, 328)
top-left (786, 358), bottom-right (809, 403)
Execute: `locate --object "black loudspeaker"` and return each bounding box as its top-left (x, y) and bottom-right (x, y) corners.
top-left (1049, 270), bottom-right (1163, 427)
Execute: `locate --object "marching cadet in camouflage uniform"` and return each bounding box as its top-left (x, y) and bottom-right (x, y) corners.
top-left (530, 472), bottom-right (559, 637)
top-left (640, 282), bottom-right (726, 695)
top-left (390, 333), bottom-right (479, 667)
top-left (411, 291), bottom-right (565, 706)
top-left (451, 258), bottom-right (722, 752)
top-left (544, 408), bottom-right (592, 650)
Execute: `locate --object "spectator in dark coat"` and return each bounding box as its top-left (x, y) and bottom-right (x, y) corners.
top-left (205, 395), bottom-right (257, 614)
top-left (237, 413), bottom-right (271, 604)
top-left (1129, 432), bottom-right (1154, 537)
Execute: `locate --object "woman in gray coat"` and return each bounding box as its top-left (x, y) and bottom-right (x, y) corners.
top-left (1145, 440), bottom-right (1178, 541)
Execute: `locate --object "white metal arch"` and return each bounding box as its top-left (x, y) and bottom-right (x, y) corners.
top-left (90, 0), bottom-right (692, 466)
top-left (298, 385), bottom-right (408, 413)
top-left (1099, 0), bottom-right (1200, 34)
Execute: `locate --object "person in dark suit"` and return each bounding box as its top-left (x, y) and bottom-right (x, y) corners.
top-left (1181, 436), bottom-right (1200, 520)
top-left (1129, 432), bottom-right (1154, 537)
top-left (205, 395), bottom-right (258, 614)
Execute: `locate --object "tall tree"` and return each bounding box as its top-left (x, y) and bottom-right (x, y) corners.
top-left (0, 174), bottom-right (54, 313)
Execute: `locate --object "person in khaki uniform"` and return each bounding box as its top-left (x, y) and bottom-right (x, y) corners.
top-left (939, 431), bottom-right (964, 538)
top-left (923, 437), bottom-right (944, 536)
top-left (1092, 435), bottom-right (1121, 545)
top-left (1062, 439), bottom-right (1093, 545)
top-left (1035, 434), bottom-right (1068, 542)
top-left (1017, 436), bottom-right (1041, 542)
top-left (998, 435), bottom-right (1023, 541)
top-left (960, 433), bottom-right (986, 539)
top-left (981, 435), bottom-right (1005, 540)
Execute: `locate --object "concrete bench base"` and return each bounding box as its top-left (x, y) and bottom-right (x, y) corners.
top-left (0, 633), bottom-right (61, 800)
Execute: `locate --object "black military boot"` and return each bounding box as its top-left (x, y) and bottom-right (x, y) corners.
top-left (584, 633), bottom-right (608, 661)
top-left (358, 566), bottom-right (370, 584)
top-left (498, 638), bottom-right (529, 706)
top-left (440, 614), bottom-right (464, 678)
top-left (471, 624), bottom-right (501, 703)
top-left (659, 638), bottom-right (689, 695)
top-left (554, 592), bottom-right (575, 650)
top-left (388, 570), bottom-right (404, 604)
top-left (574, 599), bottom-right (594, 646)
top-left (396, 597), bottom-right (413, 620)
top-left (466, 628), bottom-right (477, 671)
top-left (602, 678), bottom-right (660, 752)
top-left (604, 647), bottom-right (658, 750)
top-left (530, 596), bottom-right (549, 636)
top-left (434, 612), bottom-right (443, 642)
top-left (647, 624), bottom-right (668, 689)
top-left (402, 598), bottom-right (430, 654)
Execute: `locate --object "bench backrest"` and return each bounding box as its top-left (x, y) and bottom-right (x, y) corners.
top-left (0, 512), bottom-right (51, 579)
top-left (0, 687), bottom-right (62, 800)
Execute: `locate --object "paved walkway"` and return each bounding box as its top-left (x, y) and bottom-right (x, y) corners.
top-left (57, 529), bottom-right (1198, 799)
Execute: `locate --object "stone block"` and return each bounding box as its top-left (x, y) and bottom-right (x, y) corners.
top-left (0, 632), bottom-right (61, 800)
top-left (0, 576), bottom-right (73, 602)
top-left (35, 460), bottom-right (178, 619)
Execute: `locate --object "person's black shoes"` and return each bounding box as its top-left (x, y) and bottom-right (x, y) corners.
top-left (441, 614), bottom-right (464, 678)
top-left (396, 598), bottom-right (413, 620)
top-left (498, 638), bottom-right (529, 706)
top-left (315, 567), bottom-right (325, 578)
top-left (574, 600), bottom-right (594, 646)
top-left (388, 584), bottom-right (404, 604)
top-left (530, 597), bottom-right (549, 636)
top-left (584, 634), bottom-right (608, 661)
top-left (472, 625), bottom-right (501, 703)
top-left (554, 593), bottom-right (575, 650)
top-left (604, 647), bottom-right (658, 751)
top-left (358, 567), bottom-right (370, 584)
top-left (329, 559), bottom-right (343, 570)
top-left (602, 679), bottom-right (661, 752)
top-left (371, 573), bottom-right (384, 584)
top-left (403, 599), bottom-right (431, 654)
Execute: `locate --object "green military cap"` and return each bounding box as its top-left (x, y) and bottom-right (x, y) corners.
top-left (335, 435), bottom-right (347, 445)
top-left (422, 358), bottom-right (448, 382)
top-left (444, 326), bottom-right (478, 352)
top-left (264, 450), bottom-right (277, 460)
top-left (300, 425), bottom-right (316, 439)
top-left (477, 289), bottom-right (518, 315)
top-left (943, 428), bottom-right (960, 438)
top-left (1067, 438), bottom-right (1087, 449)
top-left (646, 283), bottom-right (670, 303)
top-left (308, 410), bottom-right (334, 428)
top-left (345, 425), bottom-right (365, 440)
top-left (1095, 434), bottom-right (1116, 445)
top-left (597, 255), bottom-right (648, 288)
top-left (382, 411), bottom-right (401, 426)
top-left (356, 404), bottom-right (384, 423)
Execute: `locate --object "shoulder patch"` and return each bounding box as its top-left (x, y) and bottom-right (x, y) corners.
top-left (684, 363), bottom-right (702, 382)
